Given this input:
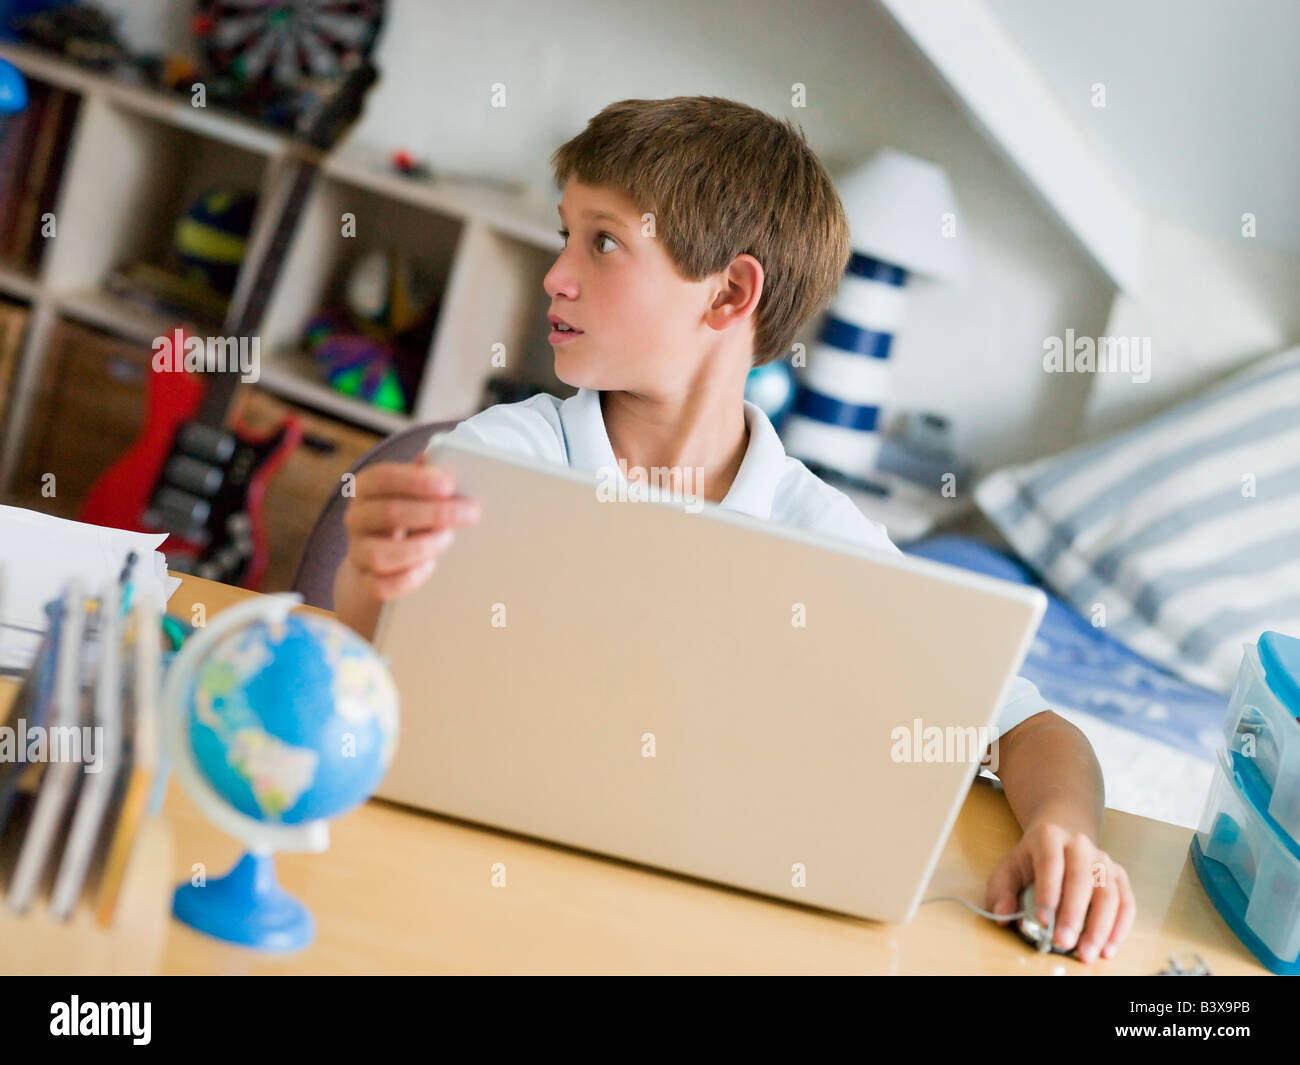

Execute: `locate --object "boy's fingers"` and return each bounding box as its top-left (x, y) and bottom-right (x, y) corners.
top-left (983, 862), bottom-right (1025, 923)
top-left (1102, 867), bottom-right (1136, 958)
top-left (356, 461), bottom-right (456, 499)
top-left (1076, 875), bottom-right (1120, 963)
top-left (1027, 843), bottom-right (1065, 927)
top-left (349, 497), bottom-right (481, 536)
top-left (353, 527), bottom-right (448, 574)
top-left (363, 558), bottom-right (438, 600)
top-left (1053, 837), bottom-right (1100, 951)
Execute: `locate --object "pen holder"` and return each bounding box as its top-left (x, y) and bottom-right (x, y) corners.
top-left (0, 813), bottom-right (174, 975)
top-left (1190, 630), bottom-right (1300, 974)
top-left (0, 572), bottom-right (183, 974)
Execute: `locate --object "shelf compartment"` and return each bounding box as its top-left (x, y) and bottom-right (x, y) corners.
top-left (258, 172), bottom-right (463, 425)
top-left (9, 317), bottom-right (153, 518)
top-left (424, 221), bottom-right (567, 423)
top-left (41, 93), bottom-right (273, 317)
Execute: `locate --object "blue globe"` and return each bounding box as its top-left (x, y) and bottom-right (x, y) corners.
top-left (187, 612), bottom-right (399, 825)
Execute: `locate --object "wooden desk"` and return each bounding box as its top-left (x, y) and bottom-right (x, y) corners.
top-left (3, 574), bottom-right (1270, 975)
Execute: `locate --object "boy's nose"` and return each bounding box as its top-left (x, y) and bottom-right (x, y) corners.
top-left (544, 258), bottom-right (580, 301)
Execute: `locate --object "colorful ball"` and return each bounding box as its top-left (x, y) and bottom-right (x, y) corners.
top-left (312, 332), bottom-right (407, 413)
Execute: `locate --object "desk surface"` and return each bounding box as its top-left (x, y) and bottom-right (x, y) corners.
top-left (3, 574), bottom-right (1269, 975)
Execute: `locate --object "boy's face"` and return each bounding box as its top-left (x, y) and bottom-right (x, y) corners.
top-left (545, 179), bottom-right (738, 395)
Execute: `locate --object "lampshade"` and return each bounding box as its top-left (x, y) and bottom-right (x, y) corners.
top-left (835, 148), bottom-right (967, 283)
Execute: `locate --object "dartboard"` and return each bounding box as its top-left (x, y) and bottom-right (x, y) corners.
top-left (194, 1), bottom-right (385, 94)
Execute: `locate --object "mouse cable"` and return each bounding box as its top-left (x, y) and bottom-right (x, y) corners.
top-left (920, 895), bottom-right (1026, 921)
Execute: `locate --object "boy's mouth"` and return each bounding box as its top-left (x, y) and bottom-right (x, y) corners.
top-left (548, 313), bottom-right (584, 341)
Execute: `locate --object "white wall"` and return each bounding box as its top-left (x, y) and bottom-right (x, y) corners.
top-left (99, 0), bottom-right (1118, 469)
top-left (1087, 219), bottom-right (1300, 438)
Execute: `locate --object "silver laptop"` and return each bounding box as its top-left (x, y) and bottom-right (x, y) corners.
top-left (373, 433), bottom-right (1045, 923)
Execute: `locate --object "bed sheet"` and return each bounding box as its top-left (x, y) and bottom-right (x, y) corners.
top-left (905, 535), bottom-right (1226, 764)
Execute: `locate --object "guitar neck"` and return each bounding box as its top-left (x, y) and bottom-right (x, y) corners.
top-left (192, 59), bottom-right (378, 429)
top-left (195, 153), bottom-right (321, 428)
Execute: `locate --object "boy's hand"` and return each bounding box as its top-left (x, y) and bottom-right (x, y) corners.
top-left (342, 452), bottom-right (481, 600)
top-left (984, 817), bottom-right (1136, 963)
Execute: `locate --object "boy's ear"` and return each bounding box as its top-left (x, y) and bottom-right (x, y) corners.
top-left (709, 253), bottom-right (764, 328)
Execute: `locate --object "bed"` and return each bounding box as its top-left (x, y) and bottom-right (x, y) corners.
top-left (905, 534), bottom-right (1222, 828)
top-left (900, 343), bottom-right (1300, 828)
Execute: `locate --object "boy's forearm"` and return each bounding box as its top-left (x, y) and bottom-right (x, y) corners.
top-left (992, 711), bottom-right (1105, 841)
top-left (333, 558), bottom-right (382, 643)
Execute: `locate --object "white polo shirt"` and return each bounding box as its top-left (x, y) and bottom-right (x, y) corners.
top-left (445, 387), bottom-right (1051, 737)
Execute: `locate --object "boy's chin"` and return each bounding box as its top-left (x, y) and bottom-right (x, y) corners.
top-left (553, 351), bottom-right (602, 390)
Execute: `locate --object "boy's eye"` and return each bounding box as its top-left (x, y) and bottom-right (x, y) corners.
top-left (557, 229), bottom-right (618, 254)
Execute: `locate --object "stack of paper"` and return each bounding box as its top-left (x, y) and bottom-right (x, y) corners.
top-left (0, 505), bottom-right (182, 673)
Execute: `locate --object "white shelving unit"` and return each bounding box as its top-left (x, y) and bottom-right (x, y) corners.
top-left (0, 41), bottom-right (569, 496)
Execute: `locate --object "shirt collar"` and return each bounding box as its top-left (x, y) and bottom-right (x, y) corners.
top-left (558, 387), bottom-right (785, 521)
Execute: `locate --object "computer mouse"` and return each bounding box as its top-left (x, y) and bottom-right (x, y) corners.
top-left (1016, 884), bottom-right (1074, 955)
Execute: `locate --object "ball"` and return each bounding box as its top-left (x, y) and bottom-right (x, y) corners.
top-left (745, 359), bottom-right (797, 423)
top-left (174, 186), bottom-right (257, 295)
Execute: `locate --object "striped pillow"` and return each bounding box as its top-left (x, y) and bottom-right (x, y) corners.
top-left (974, 345), bottom-right (1300, 693)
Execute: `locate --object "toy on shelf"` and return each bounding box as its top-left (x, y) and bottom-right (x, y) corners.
top-left (104, 185), bottom-right (258, 327)
top-left (13, 2), bottom-right (129, 71)
top-left (390, 148), bottom-right (429, 179)
top-left (302, 248), bottom-right (438, 414)
top-left (174, 185), bottom-right (258, 297)
top-left (133, 51), bottom-right (200, 94)
top-left (304, 308), bottom-right (405, 412)
top-left (387, 148), bottom-right (530, 197)
top-left (0, 56), bottom-right (27, 112)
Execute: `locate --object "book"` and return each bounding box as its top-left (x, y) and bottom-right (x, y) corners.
top-left (6, 580), bottom-right (87, 914)
top-left (8, 87), bottom-right (77, 271)
top-left (0, 300), bottom-right (29, 418)
top-left (94, 593), bottom-right (161, 928)
top-left (50, 582), bottom-right (125, 919)
top-left (0, 84), bottom-right (45, 264)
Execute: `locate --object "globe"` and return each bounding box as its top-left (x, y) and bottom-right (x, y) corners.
top-left (189, 613), bottom-right (398, 824)
top-left (163, 594), bottom-right (400, 952)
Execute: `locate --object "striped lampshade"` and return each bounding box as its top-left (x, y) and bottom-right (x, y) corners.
top-left (779, 253), bottom-right (906, 473)
top-left (781, 148), bottom-right (964, 479)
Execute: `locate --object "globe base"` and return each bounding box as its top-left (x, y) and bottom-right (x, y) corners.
top-left (172, 851), bottom-right (315, 953)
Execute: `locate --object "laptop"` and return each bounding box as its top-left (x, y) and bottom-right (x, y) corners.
top-left (373, 432), bottom-right (1045, 922)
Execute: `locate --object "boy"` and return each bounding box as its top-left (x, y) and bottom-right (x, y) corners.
top-left (333, 97), bottom-right (1135, 963)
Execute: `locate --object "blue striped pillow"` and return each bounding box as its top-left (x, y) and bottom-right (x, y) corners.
top-left (974, 345), bottom-right (1300, 693)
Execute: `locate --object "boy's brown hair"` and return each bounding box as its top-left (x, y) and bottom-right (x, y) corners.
top-left (549, 96), bottom-right (851, 368)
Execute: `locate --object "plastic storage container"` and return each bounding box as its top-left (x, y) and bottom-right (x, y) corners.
top-left (1222, 632), bottom-right (1300, 843)
top-left (1191, 746), bottom-right (1300, 974)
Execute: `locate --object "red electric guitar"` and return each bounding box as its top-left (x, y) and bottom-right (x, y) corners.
top-left (80, 61), bottom-right (378, 589)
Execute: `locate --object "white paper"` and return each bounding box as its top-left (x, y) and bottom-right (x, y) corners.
top-left (0, 504), bottom-right (182, 672)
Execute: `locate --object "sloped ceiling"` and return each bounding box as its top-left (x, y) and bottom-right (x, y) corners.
top-left (982, 0), bottom-right (1300, 261)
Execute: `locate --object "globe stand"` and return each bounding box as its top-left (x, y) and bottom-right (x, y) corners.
top-left (172, 850), bottom-right (314, 953)
top-left (160, 592), bottom-right (398, 957)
